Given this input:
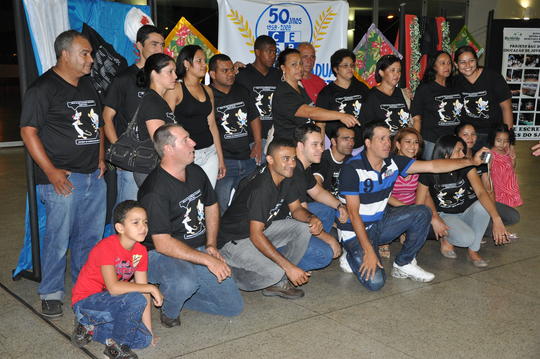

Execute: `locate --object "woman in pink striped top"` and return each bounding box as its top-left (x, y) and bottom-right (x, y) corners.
top-left (379, 128), bottom-right (423, 259)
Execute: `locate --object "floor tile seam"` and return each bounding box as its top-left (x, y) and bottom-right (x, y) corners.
top-left (316, 312), bottom-right (419, 358)
top-left (464, 271), bottom-right (540, 301)
top-left (0, 280), bottom-right (97, 359)
top-left (167, 311), bottom-right (329, 358)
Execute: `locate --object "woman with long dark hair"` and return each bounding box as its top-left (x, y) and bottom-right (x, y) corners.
top-left (271, 48), bottom-right (358, 141)
top-left (454, 45), bottom-right (513, 148)
top-left (132, 53), bottom-right (177, 185)
top-left (166, 45), bottom-right (225, 187)
top-left (358, 55), bottom-right (412, 135)
top-left (417, 135), bottom-right (509, 267)
top-left (411, 51), bottom-right (462, 159)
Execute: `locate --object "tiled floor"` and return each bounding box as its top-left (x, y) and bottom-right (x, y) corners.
top-left (0, 142), bottom-right (539, 358)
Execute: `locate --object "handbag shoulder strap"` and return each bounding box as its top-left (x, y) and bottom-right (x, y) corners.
top-left (126, 91), bottom-right (150, 128)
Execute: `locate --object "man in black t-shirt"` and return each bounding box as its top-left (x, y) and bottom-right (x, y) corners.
top-left (235, 35), bottom-right (281, 149)
top-left (138, 124), bottom-right (243, 327)
top-left (20, 31), bottom-right (106, 318)
top-left (209, 54), bottom-right (262, 213)
top-left (103, 25), bottom-right (164, 204)
top-left (287, 124), bottom-right (349, 268)
top-left (220, 138), bottom-right (324, 299)
top-left (312, 125), bottom-right (354, 197)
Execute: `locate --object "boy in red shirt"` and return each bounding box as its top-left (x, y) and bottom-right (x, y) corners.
top-left (71, 200), bottom-right (163, 359)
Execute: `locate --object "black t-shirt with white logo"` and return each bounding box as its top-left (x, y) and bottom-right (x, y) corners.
top-left (359, 87), bottom-right (412, 135)
top-left (312, 149), bottom-right (350, 197)
top-left (455, 68), bottom-right (511, 133)
top-left (219, 167), bottom-right (300, 243)
top-left (411, 81), bottom-right (462, 142)
top-left (272, 81), bottom-right (313, 140)
top-left (211, 83), bottom-right (258, 160)
top-left (291, 160), bottom-right (317, 203)
top-left (135, 89), bottom-right (176, 142)
top-left (139, 164), bottom-right (217, 250)
top-left (103, 64), bottom-right (145, 137)
top-left (419, 166), bottom-right (477, 214)
top-left (316, 78), bottom-right (369, 146)
top-left (235, 64), bottom-right (282, 139)
top-left (20, 69), bottom-right (103, 184)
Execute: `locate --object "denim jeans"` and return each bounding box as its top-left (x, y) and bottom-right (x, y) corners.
top-left (73, 291), bottom-right (151, 349)
top-left (295, 202), bottom-right (335, 271)
top-left (215, 158), bottom-right (256, 214)
top-left (148, 248), bottom-right (243, 319)
top-left (38, 170), bottom-right (106, 300)
top-left (116, 169), bottom-right (138, 205)
top-left (340, 205), bottom-right (431, 291)
top-left (195, 144), bottom-right (219, 188)
top-left (439, 200), bottom-right (490, 252)
top-left (422, 140), bottom-right (435, 160)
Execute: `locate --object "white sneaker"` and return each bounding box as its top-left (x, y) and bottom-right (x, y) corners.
top-left (339, 251), bottom-right (353, 273)
top-left (391, 259), bottom-right (435, 282)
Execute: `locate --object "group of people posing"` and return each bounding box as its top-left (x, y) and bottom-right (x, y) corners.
top-left (20, 26), bottom-right (523, 359)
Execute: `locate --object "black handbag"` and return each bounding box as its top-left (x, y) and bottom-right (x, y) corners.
top-left (106, 96), bottom-right (159, 174)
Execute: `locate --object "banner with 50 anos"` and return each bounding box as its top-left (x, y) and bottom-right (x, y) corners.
top-left (217, 0), bottom-right (349, 82)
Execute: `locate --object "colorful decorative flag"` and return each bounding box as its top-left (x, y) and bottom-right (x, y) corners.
top-left (450, 25), bottom-right (484, 58)
top-left (353, 23), bottom-right (402, 88)
top-left (164, 17), bottom-right (219, 61)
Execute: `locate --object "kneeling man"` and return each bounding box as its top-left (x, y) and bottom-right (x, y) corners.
top-left (139, 124), bottom-right (243, 327)
top-left (219, 138), bottom-right (324, 299)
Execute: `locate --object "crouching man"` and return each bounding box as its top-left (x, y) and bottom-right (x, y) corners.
top-left (219, 138), bottom-right (324, 299)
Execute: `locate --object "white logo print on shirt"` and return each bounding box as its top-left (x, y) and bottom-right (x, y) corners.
top-left (179, 190), bottom-right (206, 240)
top-left (67, 100), bottom-right (99, 145)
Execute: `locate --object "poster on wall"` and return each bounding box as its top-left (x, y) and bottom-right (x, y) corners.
top-left (217, 0), bottom-right (348, 82)
top-left (502, 27), bottom-right (540, 140)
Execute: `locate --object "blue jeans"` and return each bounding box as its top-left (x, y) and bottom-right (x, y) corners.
top-left (116, 169), bottom-right (138, 205)
top-left (73, 291), bottom-right (151, 349)
top-left (148, 249), bottom-right (244, 319)
top-left (215, 158), bottom-right (256, 214)
top-left (295, 202), bottom-right (335, 270)
top-left (38, 170), bottom-right (106, 300)
top-left (342, 205), bottom-right (431, 291)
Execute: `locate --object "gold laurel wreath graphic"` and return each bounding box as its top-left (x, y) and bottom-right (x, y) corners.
top-left (227, 10), bottom-right (256, 53)
top-left (313, 6), bottom-right (336, 48)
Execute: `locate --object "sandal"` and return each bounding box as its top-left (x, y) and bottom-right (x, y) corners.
top-left (378, 244), bottom-right (391, 259)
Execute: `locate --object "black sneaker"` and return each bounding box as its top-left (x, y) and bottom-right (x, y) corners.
top-left (160, 310), bottom-right (181, 328)
top-left (41, 300), bottom-right (63, 318)
top-left (103, 342), bottom-right (138, 359)
top-left (71, 321), bottom-right (93, 347)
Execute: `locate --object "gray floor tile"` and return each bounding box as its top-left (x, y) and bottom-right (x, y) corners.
top-left (179, 316), bottom-right (412, 359)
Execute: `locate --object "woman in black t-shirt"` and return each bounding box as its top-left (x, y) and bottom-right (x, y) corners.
top-left (271, 48), bottom-right (358, 141)
top-left (166, 45), bottom-right (225, 187)
top-left (417, 135), bottom-right (509, 267)
top-left (411, 51), bottom-right (462, 159)
top-left (132, 53), bottom-right (178, 185)
top-left (359, 55), bottom-right (412, 136)
top-left (454, 46), bottom-right (513, 147)
top-left (316, 49), bottom-right (369, 148)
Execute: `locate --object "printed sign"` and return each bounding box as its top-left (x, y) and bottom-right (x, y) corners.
top-left (217, 0), bottom-right (348, 81)
top-left (502, 27), bottom-right (540, 140)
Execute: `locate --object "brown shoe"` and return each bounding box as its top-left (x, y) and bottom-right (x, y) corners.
top-left (262, 280), bottom-right (304, 299)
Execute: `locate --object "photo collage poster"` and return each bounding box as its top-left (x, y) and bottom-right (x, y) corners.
top-left (502, 27), bottom-right (540, 140)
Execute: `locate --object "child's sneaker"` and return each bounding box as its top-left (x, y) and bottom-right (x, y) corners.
top-left (103, 340), bottom-right (138, 359)
top-left (71, 321), bottom-right (93, 347)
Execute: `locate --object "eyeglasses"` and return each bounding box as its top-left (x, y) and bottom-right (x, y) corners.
top-left (338, 63), bottom-right (355, 69)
